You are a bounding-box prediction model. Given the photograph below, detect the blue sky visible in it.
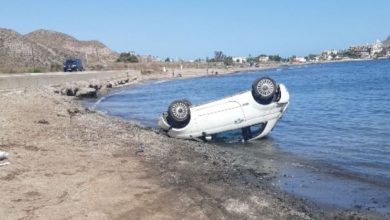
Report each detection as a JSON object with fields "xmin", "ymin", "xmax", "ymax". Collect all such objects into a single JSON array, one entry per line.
[{"xmin": 1, "ymin": 0, "xmax": 390, "ymax": 59}]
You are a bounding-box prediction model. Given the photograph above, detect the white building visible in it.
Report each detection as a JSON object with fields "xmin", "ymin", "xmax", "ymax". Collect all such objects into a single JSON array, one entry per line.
[
  {"xmin": 294, "ymin": 57, "xmax": 307, "ymax": 63},
  {"xmin": 258, "ymin": 56, "xmax": 269, "ymax": 62},
  {"xmin": 371, "ymin": 40, "xmax": 383, "ymax": 55},
  {"xmin": 232, "ymin": 57, "xmax": 247, "ymax": 63}
]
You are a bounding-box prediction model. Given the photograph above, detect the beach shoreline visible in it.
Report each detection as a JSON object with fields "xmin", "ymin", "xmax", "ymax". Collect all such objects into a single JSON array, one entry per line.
[{"xmin": 0, "ymin": 66, "xmax": 386, "ymax": 219}]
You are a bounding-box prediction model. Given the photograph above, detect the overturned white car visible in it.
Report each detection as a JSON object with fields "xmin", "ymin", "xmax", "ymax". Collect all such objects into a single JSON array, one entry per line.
[{"xmin": 158, "ymin": 77, "xmax": 289, "ymax": 141}]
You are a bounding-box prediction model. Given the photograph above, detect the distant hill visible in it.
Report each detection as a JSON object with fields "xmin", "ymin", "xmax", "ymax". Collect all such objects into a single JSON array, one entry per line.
[
  {"xmin": 383, "ymin": 35, "xmax": 390, "ymax": 46},
  {"xmin": 0, "ymin": 28, "xmax": 118, "ymax": 73}
]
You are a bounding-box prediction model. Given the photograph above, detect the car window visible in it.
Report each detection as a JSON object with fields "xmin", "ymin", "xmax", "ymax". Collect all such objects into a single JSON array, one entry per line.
[
  {"xmin": 249, "ymin": 123, "xmax": 267, "ymax": 137},
  {"xmin": 212, "ymin": 123, "xmax": 266, "ymax": 142}
]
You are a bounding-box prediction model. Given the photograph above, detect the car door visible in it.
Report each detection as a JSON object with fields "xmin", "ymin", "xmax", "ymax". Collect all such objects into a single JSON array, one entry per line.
[{"xmin": 193, "ymin": 100, "xmax": 246, "ymax": 134}]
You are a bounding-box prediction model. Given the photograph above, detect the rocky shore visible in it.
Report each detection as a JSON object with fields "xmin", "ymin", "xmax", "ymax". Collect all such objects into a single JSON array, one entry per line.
[{"xmin": 0, "ymin": 68, "xmax": 386, "ymax": 219}]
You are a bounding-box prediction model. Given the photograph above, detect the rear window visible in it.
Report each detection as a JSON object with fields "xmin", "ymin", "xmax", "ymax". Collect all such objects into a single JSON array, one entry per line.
[
  {"xmin": 65, "ymin": 59, "xmax": 81, "ymax": 65},
  {"xmin": 65, "ymin": 60, "xmax": 76, "ymax": 64}
]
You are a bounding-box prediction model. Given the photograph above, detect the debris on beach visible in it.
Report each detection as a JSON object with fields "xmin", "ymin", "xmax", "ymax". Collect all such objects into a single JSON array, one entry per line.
[
  {"xmin": 0, "ymin": 161, "xmax": 10, "ymax": 167},
  {"xmin": 135, "ymin": 144, "xmax": 145, "ymax": 155},
  {"xmin": 0, "ymin": 151, "xmax": 9, "ymax": 160},
  {"xmin": 37, "ymin": 119, "xmax": 50, "ymax": 124}
]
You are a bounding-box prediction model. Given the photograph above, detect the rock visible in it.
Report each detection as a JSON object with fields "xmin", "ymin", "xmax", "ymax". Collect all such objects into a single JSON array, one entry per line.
[
  {"xmin": 37, "ymin": 119, "xmax": 49, "ymax": 124},
  {"xmin": 89, "ymin": 81, "xmax": 102, "ymax": 90},
  {"xmin": 75, "ymin": 87, "xmax": 97, "ymax": 98},
  {"xmin": 106, "ymin": 82, "xmax": 113, "ymax": 88},
  {"xmin": 117, "ymin": 79, "xmax": 128, "ymax": 85},
  {"xmin": 61, "ymin": 86, "xmax": 78, "ymax": 96},
  {"xmin": 67, "ymin": 107, "xmax": 81, "ymax": 116}
]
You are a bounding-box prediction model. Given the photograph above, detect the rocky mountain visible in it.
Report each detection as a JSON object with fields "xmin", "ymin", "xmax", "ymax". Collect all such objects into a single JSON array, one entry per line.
[
  {"xmin": 383, "ymin": 35, "xmax": 390, "ymax": 46},
  {"xmin": 0, "ymin": 28, "xmax": 118, "ymax": 73}
]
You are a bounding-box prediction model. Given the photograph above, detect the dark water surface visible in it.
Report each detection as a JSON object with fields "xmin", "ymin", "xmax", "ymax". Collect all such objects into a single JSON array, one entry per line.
[{"xmin": 90, "ymin": 60, "xmax": 390, "ymax": 213}]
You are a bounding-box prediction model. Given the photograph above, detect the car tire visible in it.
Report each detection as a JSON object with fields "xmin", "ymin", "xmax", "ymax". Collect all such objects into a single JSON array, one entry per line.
[
  {"xmin": 167, "ymin": 100, "xmax": 191, "ymax": 128},
  {"xmin": 181, "ymin": 99, "xmax": 192, "ymax": 107},
  {"xmin": 252, "ymin": 77, "xmax": 277, "ymax": 104}
]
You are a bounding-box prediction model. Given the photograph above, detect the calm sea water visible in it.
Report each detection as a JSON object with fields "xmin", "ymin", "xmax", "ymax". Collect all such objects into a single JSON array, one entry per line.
[{"xmin": 90, "ymin": 60, "xmax": 390, "ymax": 212}]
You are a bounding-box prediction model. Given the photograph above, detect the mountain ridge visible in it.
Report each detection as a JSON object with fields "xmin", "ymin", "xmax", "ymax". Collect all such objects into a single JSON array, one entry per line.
[{"xmin": 0, "ymin": 28, "xmax": 118, "ymax": 73}]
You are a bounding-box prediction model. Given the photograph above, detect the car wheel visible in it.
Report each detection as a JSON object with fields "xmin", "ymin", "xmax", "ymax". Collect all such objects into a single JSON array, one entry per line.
[
  {"xmin": 181, "ymin": 99, "xmax": 192, "ymax": 107},
  {"xmin": 252, "ymin": 77, "xmax": 277, "ymax": 104},
  {"xmin": 167, "ymin": 100, "xmax": 191, "ymax": 128}
]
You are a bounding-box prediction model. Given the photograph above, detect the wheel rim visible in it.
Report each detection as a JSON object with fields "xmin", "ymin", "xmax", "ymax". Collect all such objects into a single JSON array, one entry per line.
[
  {"xmin": 257, "ymin": 78, "xmax": 275, "ymax": 97},
  {"xmin": 171, "ymin": 102, "xmax": 188, "ymax": 120}
]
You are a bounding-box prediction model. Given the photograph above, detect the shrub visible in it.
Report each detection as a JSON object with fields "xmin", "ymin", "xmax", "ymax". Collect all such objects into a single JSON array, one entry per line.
[
  {"xmin": 50, "ymin": 63, "xmax": 62, "ymax": 72},
  {"xmin": 31, "ymin": 67, "xmax": 44, "ymax": 73},
  {"xmin": 117, "ymin": 53, "xmax": 139, "ymax": 63}
]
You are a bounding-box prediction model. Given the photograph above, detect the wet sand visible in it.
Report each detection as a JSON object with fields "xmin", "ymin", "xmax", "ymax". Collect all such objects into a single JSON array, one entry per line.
[{"xmin": 0, "ymin": 67, "xmax": 386, "ymax": 219}]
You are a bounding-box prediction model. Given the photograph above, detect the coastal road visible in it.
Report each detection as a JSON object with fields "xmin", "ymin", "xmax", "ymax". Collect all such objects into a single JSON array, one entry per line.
[{"xmin": 0, "ymin": 70, "xmax": 136, "ymax": 90}]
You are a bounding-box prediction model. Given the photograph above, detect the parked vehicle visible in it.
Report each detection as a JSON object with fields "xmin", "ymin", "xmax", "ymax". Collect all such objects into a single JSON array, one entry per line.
[
  {"xmin": 158, "ymin": 76, "xmax": 289, "ymax": 141},
  {"xmin": 63, "ymin": 59, "xmax": 84, "ymax": 72}
]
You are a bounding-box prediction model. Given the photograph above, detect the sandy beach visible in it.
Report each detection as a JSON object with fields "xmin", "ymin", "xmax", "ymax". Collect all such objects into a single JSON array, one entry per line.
[{"xmin": 0, "ymin": 67, "xmax": 385, "ymax": 220}]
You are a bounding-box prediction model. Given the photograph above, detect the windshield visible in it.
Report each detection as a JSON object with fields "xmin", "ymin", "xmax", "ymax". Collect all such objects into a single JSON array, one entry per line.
[{"xmin": 65, "ymin": 60, "xmax": 76, "ymax": 65}]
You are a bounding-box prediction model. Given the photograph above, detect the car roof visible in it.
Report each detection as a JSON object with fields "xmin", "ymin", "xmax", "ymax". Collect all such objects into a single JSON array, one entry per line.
[{"xmin": 65, "ymin": 59, "xmax": 81, "ymax": 62}]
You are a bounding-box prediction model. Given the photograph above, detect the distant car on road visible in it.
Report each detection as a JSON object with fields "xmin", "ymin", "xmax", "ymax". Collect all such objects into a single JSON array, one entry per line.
[
  {"xmin": 158, "ymin": 76, "xmax": 289, "ymax": 142},
  {"xmin": 63, "ymin": 59, "xmax": 84, "ymax": 72}
]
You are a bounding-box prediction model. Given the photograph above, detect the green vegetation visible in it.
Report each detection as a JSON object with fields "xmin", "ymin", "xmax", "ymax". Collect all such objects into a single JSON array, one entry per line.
[
  {"xmin": 207, "ymin": 51, "xmax": 233, "ymax": 66},
  {"xmin": 27, "ymin": 68, "xmax": 44, "ymax": 73},
  {"xmin": 50, "ymin": 63, "xmax": 62, "ymax": 72},
  {"xmin": 268, "ymin": 55, "xmax": 282, "ymax": 62},
  {"xmin": 223, "ymin": 56, "xmax": 234, "ymax": 66},
  {"xmin": 117, "ymin": 53, "xmax": 139, "ymax": 63}
]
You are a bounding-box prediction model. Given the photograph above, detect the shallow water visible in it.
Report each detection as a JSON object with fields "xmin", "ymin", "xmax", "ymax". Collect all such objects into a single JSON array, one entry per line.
[{"xmin": 90, "ymin": 60, "xmax": 390, "ymax": 213}]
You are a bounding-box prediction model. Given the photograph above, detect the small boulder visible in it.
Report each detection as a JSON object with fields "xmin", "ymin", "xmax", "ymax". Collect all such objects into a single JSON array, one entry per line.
[
  {"xmin": 89, "ymin": 82, "xmax": 102, "ymax": 90},
  {"xmin": 106, "ymin": 82, "xmax": 113, "ymax": 88},
  {"xmin": 61, "ymin": 86, "xmax": 78, "ymax": 96},
  {"xmin": 37, "ymin": 119, "xmax": 49, "ymax": 124},
  {"xmin": 75, "ymin": 87, "xmax": 97, "ymax": 98}
]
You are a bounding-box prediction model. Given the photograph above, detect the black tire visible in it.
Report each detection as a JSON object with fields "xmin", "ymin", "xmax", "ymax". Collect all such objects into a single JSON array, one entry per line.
[
  {"xmin": 181, "ymin": 99, "xmax": 192, "ymax": 107},
  {"xmin": 167, "ymin": 100, "xmax": 191, "ymax": 128},
  {"xmin": 252, "ymin": 77, "xmax": 277, "ymax": 104}
]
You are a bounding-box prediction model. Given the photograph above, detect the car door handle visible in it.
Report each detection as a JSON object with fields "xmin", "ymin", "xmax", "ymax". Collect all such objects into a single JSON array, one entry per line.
[{"xmin": 234, "ymin": 118, "xmax": 244, "ymax": 124}]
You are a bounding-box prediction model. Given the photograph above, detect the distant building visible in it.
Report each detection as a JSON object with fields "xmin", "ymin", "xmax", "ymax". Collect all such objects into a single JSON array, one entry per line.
[
  {"xmin": 232, "ymin": 56, "xmax": 247, "ymax": 63},
  {"xmin": 321, "ymin": 49, "xmax": 339, "ymax": 61},
  {"xmin": 371, "ymin": 40, "xmax": 383, "ymax": 55},
  {"xmin": 293, "ymin": 57, "xmax": 307, "ymax": 63},
  {"xmin": 323, "ymin": 50, "xmax": 338, "ymax": 55},
  {"xmin": 258, "ymin": 55, "xmax": 269, "ymax": 62}
]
